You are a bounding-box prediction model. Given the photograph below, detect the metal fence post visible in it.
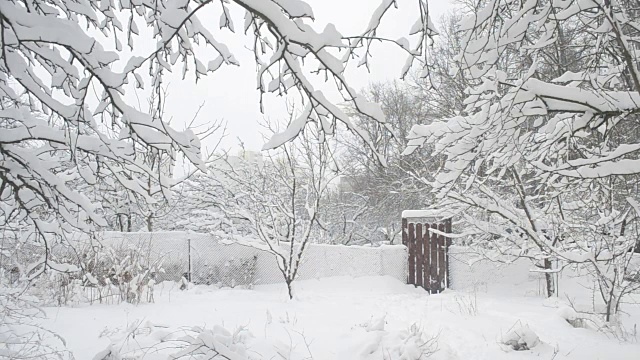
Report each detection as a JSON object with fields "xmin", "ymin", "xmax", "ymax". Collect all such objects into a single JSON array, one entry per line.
[{"xmin": 187, "ymin": 237, "xmax": 192, "ymax": 283}]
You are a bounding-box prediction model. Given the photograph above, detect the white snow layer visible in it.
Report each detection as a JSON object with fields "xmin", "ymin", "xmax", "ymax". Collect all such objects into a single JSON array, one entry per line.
[{"xmin": 41, "ymin": 275, "xmax": 640, "ymax": 359}]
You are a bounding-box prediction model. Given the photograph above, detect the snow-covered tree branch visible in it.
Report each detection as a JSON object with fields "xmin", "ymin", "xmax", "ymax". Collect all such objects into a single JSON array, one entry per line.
[
  {"xmin": 1, "ymin": 0, "xmax": 437, "ymax": 276},
  {"xmin": 403, "ymin": 0, "xmax": 640, "ymax": 317},
  {"xmin": 215, "ymin": 120, "xmax": 334, "ymax": 299}
]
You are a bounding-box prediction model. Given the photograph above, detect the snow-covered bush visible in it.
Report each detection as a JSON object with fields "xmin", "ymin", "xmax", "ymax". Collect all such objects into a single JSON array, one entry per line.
[
  {"xmin": 28, "ymin": 272, "xmax": 85, "ymax": 307},
  {"xmin": 0, "ymin": 240, "xmax": 86, "ymax": 307},
  {"xmin": 557, "ymin": 306, "xmax": 591, "ymax": 330},
  {"xmin": 83, "ymin": 241, "xmax": 163, "ymax": 304},
  {"xmin": 557, "ymin": 302, "xmax": 639, "ymax": 342},
  {"xmin": 94, "ymin": 320, "xmax": 253, "ymax": 360},
  {"xmin": 168, "ymin": 325, "xmax": 253, "ymax": 359},
  {"xmin": 22, "ymin": 241, "xmax": 163, "ymax": 306},
  {"xmin": 358, "ymin": 319, "xmax": 438, "ymax": 359},
  {"xmin": 500, "ymin": 323, "xmax": 541, "ymax": 351}
]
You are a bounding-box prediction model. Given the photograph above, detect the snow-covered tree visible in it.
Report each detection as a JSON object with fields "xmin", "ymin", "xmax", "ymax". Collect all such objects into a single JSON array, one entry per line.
[
  {"xmin": 217, "ymin": 123, "xmax": 334, "ymax": 299},
  {"xmin": 1, "ymin": 0, "xmax": 437, "ymax": 355},
  {"xmin": 317, "ymin": 82, "xmax": 440, "ymax": 245},
  {"xmin": 404, "ymin": 0, "xmax": 640, "ymax": 318},
  {"xmin": 1, "ymin": 0, "xmax": 437, "ymax": 269},
  {"xmin": 151, "ymin": 167, "xmax": 254, "ymax": 235},
  {"xmin": 409, "ymin": 12, "xmax": 468, "ymax": 126},
  {"xmin": 318, "ymin": 13, "xmax": 472, "ymax": 246}
]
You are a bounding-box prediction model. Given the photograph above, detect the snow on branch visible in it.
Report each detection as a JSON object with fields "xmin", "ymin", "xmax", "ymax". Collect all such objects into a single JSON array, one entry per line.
[
  {"xmin": 1, "ymin": 0, "xmax": 436, "ymax": 277},
  {"xmin": 402, "ymin": 0, "xmax": 640, "ymax": 303},
  {"xmin": 237, "ymin": 0, "xmax": 437, "ymax": 163}
]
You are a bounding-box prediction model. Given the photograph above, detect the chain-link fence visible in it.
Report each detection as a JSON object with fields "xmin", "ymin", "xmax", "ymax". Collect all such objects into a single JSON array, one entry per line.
[
  {"xmin": 2, "ymin": 229, "xmax": 591, "ymax": 298},
  {"xmin": 446, "ymin": 246, "xmax": 549, "ymax": 295},
  {"xmin": 0, "ymin": 228, "xmax": 554, "ymax": 295},
  {"xmin": 0, "ymin": 231, "xmax": 408, "ymax": 305},
  {"xmin": 91, "ymin": 231, "xmax": 408, "ymax": 287}
]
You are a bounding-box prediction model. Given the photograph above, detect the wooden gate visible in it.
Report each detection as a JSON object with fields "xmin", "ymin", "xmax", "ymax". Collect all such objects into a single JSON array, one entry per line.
[{"xmin": 402, "ymin": 218, "xmax": 451, "ymax": 293}]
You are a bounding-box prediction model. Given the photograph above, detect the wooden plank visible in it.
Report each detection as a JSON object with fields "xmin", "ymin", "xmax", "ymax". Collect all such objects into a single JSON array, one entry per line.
[
  {"xmin": 408, "ymin": 222, "xmax": 415, "ymax": 285},
  {"xmin": 445, "ymin": 218, "xmax": 452, "ymax": 289},
  {"xmin": 415, "ymin": 223, "xmax": 423, "ymax": 288},
  {"xmin": 402, "ymin": 218, "xmax": 408, "ymax": 246},
  {"xmin": 423, "ymin": 224, "xmax": 431, "ymax": 293},
  {"xmin": 430, "ymin": 223, "xmax": 438, "ymax": 294},
  {"xmin": 438, "ymin": 223, "xmax": 446, "ymax": 292},
  {"xmin": 402, "ymin": 218, "xmax": 408, "ymax": 284}
]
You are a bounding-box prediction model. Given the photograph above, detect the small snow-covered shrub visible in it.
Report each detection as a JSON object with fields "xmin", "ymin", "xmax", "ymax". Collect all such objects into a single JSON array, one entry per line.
[
  {"xmin": 1, "ymin": 241, "xmax": 86, "ymax": 306},
  {"xmin": 28, "ymin": 271, "xmax": 86, "ymax": 306},
  {"xmin": 194, "ymin": 255, "xmax": 257, "ymax": 288},
  {"xmin": 169, "ymin": 325, "xmax": 253, "ymax": 359},
  {"xmin": 24, "ymin": 241, "xmax": 164, "ymax": 306},
  {"xmin": 55, "ymin": 240, "xmax": 164, "ymax": 304},
  {"xmin": 500, "ymin": 323, "xmax": 540, "ymax": 351},
  {"xmin": 555, "ymin": 305, "xmax": 603, "ymax": 330},
  {"xmin": 88, "ymin": 241, "xmax": 163, "ymax": 304},
  {"xmin": 94, "ymin": 320, "xmax": 252, "ymax": 360},
  {"xmin": 357, "ymin": 320, "xmax": 438, "ymax": 359},
  {"xmin": 398, "ymin": 323, "xmax": 439, "ymax": 359},
  {"xmin": 557, "ymin": 306, "xmax": 587, "ymax": 329},
  {"xmin": 453, "ymin": 292, "xmax": 478, "ymax": 316},
  {"xmin": 557, "ymin": 301, "xmax": 639, "ymax": 341}
]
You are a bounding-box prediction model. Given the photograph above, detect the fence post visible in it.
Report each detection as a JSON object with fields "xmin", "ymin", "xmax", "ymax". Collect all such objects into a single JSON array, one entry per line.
[
  {"xmin": 408, "ymin": 222, "xmax": 415, "ymax": 285},
  {"xmin": 402, "ymin": 218, "xmax": 408, "ymax": 246},
  {"xmin": 415, "ymin": 223, "xmax": 423, "ymax": 287},
  {"xmin": 423, "ymin": 224, "xmax": 431, "ymax": 292},
  {"xmin": 187, "ymin": 237, "xmax": 192, "ymax": 283},
  {"xmin": 402, "ymin": 218, "xmax": 408, "ymax": 284},
  {"xmin": 438, "ymin": 223, "xmax": 446, "ymax": 292},
  {"xmin": 430, "ymin": 223, "xmax": 438, "ymax": 293}
]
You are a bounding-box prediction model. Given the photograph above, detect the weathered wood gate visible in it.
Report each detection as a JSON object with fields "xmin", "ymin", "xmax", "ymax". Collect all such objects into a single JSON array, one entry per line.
[{"xmin": 402, "ymin": 218, "xmax": 451, "ymax": 293}]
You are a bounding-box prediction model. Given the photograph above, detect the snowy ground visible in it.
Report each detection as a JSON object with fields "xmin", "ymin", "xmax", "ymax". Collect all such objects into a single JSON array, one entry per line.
[{"xmin": 42, "ymin": 276, "xmax": 640, "ymax": 360}]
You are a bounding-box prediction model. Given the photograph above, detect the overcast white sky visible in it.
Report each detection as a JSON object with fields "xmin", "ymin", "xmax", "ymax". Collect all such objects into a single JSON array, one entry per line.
[{"xmin": 155, "ymin": 0, "xmax": 455, "ymax": 156}]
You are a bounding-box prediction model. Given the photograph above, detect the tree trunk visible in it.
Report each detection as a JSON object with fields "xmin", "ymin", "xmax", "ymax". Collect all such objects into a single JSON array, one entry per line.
[
  {"xmin": 286, "ymin": 279, "xmax": 293, "ymax": 300},
  {"xmin": 605, "ymin": 268, "xmax": 620, "ymax": 323},
  {"xmin": 117, "ymin": 214, "xmax": 124, "ymax": 232}
]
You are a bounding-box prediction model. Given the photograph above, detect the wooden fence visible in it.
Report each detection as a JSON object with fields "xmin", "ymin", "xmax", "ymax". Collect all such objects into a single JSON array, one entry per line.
[{"xmin": 402, "ymin": 218, "xmax": 451, "ymax": 293}]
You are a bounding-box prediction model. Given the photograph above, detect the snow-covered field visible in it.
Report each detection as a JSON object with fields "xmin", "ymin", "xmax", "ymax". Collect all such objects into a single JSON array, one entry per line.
[{"xmin": 42, "ymin": 276, "xmax": 640, "ymax": 359}]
